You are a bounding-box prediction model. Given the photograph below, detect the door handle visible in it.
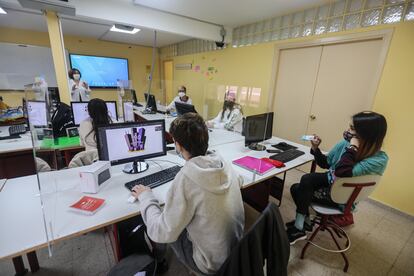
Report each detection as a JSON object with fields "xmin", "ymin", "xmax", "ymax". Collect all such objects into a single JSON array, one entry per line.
[{"xmin": 309, "ymin": 114, "xmax": 316, "ymax": 120}]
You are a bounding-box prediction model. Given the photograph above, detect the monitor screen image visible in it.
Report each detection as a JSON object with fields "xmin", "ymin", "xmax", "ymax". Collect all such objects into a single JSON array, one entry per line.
[
  {"xmin": 71, "ymin": 101, "xmax": 118, "ymax": 125},
  {"xmin": 26, "ymin": 101, "xmax": 47, "ymax": 127},
  {"xmin": 69, "ymin": 54, "xmax": 129, "ymax": 88},
  {"xmin": 243, "ymin": 112, "xmax": 274, "ymax": 145},
  {"xmin": 97, "ymin": 120, "xmax": 166, "ymax": 165}
]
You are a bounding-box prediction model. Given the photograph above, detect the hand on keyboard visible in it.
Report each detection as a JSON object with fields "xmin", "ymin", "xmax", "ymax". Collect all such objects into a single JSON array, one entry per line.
[{"xmin": 131, "ymin": 184, "xmax": 151, "ymax": 199}]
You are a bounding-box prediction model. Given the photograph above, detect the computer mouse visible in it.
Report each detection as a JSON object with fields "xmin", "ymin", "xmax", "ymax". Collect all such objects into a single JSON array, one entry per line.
[{"xmin": 127, "ymin": 195, "xmax": 137, "ymax": 203}]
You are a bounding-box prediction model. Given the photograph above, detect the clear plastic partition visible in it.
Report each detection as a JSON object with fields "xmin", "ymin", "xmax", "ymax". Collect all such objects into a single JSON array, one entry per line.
[
  {"xmin": 200, "ymin": 82, "xmax": 273, "ymax": 183},
  {"xmin": 23, "ymin": 77, "xmax": 57, "ymax": 257}
]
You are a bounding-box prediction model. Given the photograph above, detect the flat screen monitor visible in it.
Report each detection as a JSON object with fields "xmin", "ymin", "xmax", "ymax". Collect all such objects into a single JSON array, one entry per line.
[
  {"xmin": 96, "ymin": 120, "xmax": 166, "ymax": 165},
  {"xmin": 71, "ymin": 101, "xmax": 118, "ymax": 125},
  {"xmin": 123, "ymin": 101, "xmax": 135, "ymax": 122},
  {"xmin": 26, "ymin": 100, "xmax": 48, "ymax": 127},
  {"xmin": 175, "ymin": 102, "xmax": 197, "ymax": 116},
  {"xmin": 144, "ymin": 93, "xmax": 157, "ymax": 112},
  {"xmin": 243, "ymin": 112, "xmax": 274, "ymax": 146},
  {"xmin": 69, "ymin": 54, "xmax": 129, "ymax": 88}
]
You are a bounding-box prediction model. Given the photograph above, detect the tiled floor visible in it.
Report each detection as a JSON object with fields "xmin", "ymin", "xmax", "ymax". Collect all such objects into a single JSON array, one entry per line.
[{"xmin": 0, "ymin": 168, "xmax": 413, "ymax": 276}]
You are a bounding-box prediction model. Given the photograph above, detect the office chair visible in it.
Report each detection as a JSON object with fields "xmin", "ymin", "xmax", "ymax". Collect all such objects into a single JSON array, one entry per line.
[
  {"xmin": 300, "ymin": 175, "xmax": 382, "ymax": 272},
  {"xmin": 68, "ymin": 149, "xmax": 98, "ymax": 168}
]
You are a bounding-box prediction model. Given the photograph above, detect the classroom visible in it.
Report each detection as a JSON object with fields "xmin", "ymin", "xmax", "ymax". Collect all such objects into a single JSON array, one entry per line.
[{"xmin": 0, "ymin": 0, "xmax": 413, "ymax": 275}]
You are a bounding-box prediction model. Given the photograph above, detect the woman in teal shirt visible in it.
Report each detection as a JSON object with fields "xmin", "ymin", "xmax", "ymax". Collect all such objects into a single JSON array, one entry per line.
[{"xmin": 287, "ymin": 111, "xmax": 388, "ymax": 245}]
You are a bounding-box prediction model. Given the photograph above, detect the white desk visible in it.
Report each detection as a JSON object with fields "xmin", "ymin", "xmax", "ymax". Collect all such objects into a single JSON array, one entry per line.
[
  {"xmin": 211, "ymin": 138, "xmax": 314, "ymax": 189},
  {"xmin": 0, "ymin": 133, "xmax": 33, "ymax": 154},
  {"xmin": 0, "ymin": 133, "xmax": 314, "ymax": 264}
]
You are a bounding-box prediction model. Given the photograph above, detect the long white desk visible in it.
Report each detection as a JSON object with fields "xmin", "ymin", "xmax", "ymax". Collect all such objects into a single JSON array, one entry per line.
[
  {"xmin": 0, "ymin": 132, "xmax": 33, "ymax": 154},
  {"xmin": 0, "ymin": 131, "xmax": 314, "ymax": 266}
]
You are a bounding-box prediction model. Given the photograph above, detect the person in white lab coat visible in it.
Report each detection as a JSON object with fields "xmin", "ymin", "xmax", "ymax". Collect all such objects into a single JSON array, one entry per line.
[
  {"xmin": 68, "ymin": 68, "xmax": 91, "ymax": 102},
  {"xmin": 207, "ymin": 92, "xmax": 243, "ymax": 132},
  {"xmin": 166, "ymin": 86, "xmax": 192, "ymax": 111},
  {"xmin": 32, "ymin": 77, "xmax": 48, "ymax": 101}
]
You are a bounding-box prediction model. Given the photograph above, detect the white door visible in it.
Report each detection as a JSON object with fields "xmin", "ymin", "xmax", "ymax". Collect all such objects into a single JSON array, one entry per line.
[
  {"xmin": 307, "ymin": 39, "xmax": 384, "ymax": 151},
  {"xmin": 272, "ymin": 46, "xmax": 322, "ymax": 145}
]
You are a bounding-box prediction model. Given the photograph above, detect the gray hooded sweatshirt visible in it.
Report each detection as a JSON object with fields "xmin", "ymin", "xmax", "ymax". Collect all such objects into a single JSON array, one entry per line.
[{"xmin": 138, "ymin": 153, "xmax": 245, "ymax": 274}]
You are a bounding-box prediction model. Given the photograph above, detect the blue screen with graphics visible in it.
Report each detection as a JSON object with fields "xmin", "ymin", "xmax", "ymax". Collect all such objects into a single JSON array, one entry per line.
[{"xmin": 69, "ymin": 54, "xmax": 129, "ymax": 88}]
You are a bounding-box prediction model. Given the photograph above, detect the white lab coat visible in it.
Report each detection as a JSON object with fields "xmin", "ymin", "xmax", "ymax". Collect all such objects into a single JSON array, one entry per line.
[
  {"xmin": 167, "ymin": 96, "xmax": 192, "ymax": 110},
  {"xmin": 208, "ymin": 107, "xmax": 243, "ymax": 133},
  {"xmin": 69, "ymin": 79, "xmax": 91, "ymax": 102}
]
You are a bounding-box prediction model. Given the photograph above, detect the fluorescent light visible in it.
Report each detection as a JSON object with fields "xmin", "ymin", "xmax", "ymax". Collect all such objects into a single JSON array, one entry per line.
[
  {"xmin": 0, "ymin": 7, "xmax": 7, "ymax": 14},
  {"xmin": 110, "ymin": 25, "xmax": 140, "ymax": 34}
]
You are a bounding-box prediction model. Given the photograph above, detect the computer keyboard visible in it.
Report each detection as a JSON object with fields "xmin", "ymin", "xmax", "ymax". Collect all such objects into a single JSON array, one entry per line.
[
  {"xmin": 9, "ymin": 124, "xmax": 26, "ymax": 135},
  {"xmin": 125, "ymin": 165, "xmax": 182, "ymax": 190},
  {"xmin": 270, "ymin": 149, "xmax": 305, "ymax": 163}
]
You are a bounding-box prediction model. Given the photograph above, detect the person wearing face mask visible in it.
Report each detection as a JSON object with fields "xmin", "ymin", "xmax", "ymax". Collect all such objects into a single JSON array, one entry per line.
[
  {"xmin": 68, "ymin": 68, "xmax": 91, "ymax": 102},
  {"xmin": 286, "ymin": 111, "xmax": 389, "ymax": 245},
  {"xmin": 206, "ymin": 92, "xmax": 243, "ymax": 132},
  {"xmin": 130, "ymin": 113, "xmax": 245, "ymax": 275},
  {"xmin": 166, "ymin": 86, "xmax": 192, "ymax": 111}
]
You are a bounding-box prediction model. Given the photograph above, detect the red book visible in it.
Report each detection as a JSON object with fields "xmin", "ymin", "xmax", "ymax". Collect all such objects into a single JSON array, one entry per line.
[{"xmin": 70, "ymin": 196, "xmax": 105, "ymax": 215}]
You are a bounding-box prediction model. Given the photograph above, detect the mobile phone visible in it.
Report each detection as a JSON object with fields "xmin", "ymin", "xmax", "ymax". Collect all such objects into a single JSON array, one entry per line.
[{"xmin": 301, "ymin": 135, "xmax": 315, "ymax": 141}]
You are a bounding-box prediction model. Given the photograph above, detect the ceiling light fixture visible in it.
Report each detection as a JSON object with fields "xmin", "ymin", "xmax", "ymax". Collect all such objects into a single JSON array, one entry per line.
[
  {"xmin": 0, "ymin": 7, "xmax": 7, "ymax": 14},
  {"xmin": 110, "ymin": 24, "xmax": 140, "ymax": 34}
]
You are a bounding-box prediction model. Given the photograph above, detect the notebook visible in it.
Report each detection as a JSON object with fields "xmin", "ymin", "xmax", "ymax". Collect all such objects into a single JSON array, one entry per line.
[
  {"xmin": 70, "ymin": 196, "xmax": 105, "ymax": 215},
  {"xmin": 232, "ymin": 156, "xmax": 275, "ymax": 175}
]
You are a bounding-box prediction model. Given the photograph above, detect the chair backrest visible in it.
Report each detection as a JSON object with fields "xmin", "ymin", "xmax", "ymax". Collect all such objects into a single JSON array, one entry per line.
[
  {"xmin": 68, "ymin": 149, "xmax": 98, "ymax": 168},
  {"xmin": 331, "ymin": 175, "xmax": 381, "ymax": 209},
  {"xmin": 35, "ymin": 157, "xmax": 51, "ymax": 172},
  {"xmin": 215, "ymin": 202, "xmax": 289, "ymax": 276}
]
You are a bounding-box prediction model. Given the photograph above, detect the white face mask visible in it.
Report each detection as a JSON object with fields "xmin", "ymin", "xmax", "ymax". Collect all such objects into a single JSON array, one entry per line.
[
  {"xmin": 178, "ymin": 92, "xmax": 185, "ymax": 98},
  {"xmin": 73, "ymin": 74, "xmax": 80, "ymax": 80}
]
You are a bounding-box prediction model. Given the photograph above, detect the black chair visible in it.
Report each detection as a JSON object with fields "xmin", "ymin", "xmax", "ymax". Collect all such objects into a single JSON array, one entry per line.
[{"xmin": 215, "ymin": 202, "xmax": 290, "ymax": 276}]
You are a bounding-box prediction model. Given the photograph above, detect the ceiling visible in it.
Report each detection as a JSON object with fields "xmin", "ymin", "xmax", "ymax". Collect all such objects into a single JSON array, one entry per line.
[
  {"xmin": 0, "ymin": 6, "xmax": 191, "ymax": 47},
  {"xmin": 0, "ymin": 0, "xmax": 332, "ymax": 46},
  {"xmin": 133, "ymin": 0, "xmax": 331, "ymax": 27}
]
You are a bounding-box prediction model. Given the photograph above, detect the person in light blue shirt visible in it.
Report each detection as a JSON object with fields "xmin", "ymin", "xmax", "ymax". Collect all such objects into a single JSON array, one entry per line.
[{"xmin": 286, "ymin": 111, "xmax": 388, "ymax": 245}]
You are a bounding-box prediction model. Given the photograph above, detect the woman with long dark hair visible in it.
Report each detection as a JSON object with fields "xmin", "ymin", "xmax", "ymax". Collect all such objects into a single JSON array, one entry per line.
[
  {"xmin": 206, "ymin": 92, "xmax": 243, "ymax": 132},
  {"xmin": 286, "ymin": 111, "xmax": 388, "ymax": 244},
  {"xmin": 79, "ymin": 98, "xmax": 111, "ymax": 150}
]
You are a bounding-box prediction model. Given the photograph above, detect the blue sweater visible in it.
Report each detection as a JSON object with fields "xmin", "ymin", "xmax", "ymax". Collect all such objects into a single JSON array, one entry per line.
[{"xmin": 327, "ymin": 140, "xmax": 388, "ymax": 177}]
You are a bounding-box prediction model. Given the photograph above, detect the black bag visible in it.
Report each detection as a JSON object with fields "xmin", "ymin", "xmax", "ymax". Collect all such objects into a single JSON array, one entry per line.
[
  {"xmin": 51, "ymin": 102, "xmax": 75, "ymax": 137},
  {"xmin": 109, "ymin": 215, "xmax": 157, "ymax": 276}
]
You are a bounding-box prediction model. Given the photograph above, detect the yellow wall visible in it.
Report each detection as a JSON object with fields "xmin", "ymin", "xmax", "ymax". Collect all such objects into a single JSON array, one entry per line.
[
  {"xmin": 0, "ymin": 26, "xmax": 161, "ymax": 106},
  {"xmin": 165, "ymin": 22, "xmax": 414, "ymax": 215}
]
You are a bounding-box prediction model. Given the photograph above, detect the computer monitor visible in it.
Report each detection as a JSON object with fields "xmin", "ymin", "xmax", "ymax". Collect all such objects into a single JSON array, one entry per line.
[
  {"xmin": 175, "ymin": 102, "xmax": 197, "ymax": 116},
  {"xmin": 243, "ymin": 112, "xmax": 274, "ymax": 151},
  {"xmin": 144, "ymin": 93, "xmax": 157, "ymax": 113},
  {"xmin": 26, "ymin": 100, "xmax": 48, "ymax": 127},
  {"xmin": 96, "ymin": 120, "xmax": 166, "ymax": 173},
  {"xmin": 71, "ymin": 101, "xmax": 118, "ymax": 125}
]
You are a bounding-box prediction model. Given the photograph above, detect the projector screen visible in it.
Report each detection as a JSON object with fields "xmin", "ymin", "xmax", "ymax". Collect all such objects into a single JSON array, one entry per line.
[{"xmin": 69, "ymin": 54, "xmax": 129, "ymax": 88}]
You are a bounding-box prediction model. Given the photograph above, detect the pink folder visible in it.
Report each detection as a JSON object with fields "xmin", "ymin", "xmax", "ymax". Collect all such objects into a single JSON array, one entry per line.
[{"xmin": 232, "ymin": 156, "xmax": 275, "ymax": 175}]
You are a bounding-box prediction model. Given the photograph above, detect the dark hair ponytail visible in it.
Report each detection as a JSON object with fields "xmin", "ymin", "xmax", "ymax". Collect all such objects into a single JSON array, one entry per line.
[{"xmin": 86, "ymin": 98, "xmax": 111, "ymax": 142}]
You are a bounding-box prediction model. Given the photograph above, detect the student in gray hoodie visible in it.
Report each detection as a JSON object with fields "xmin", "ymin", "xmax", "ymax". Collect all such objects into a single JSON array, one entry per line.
[{"xmin": 131, "ymin": 113, "xmax": 245, "ymax": 275}]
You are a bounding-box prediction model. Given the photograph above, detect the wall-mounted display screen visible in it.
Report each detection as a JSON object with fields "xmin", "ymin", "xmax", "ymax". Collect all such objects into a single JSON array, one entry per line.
[{"xmin": 69, "ymin": 54, "xmax": 129, "ymax": 88}]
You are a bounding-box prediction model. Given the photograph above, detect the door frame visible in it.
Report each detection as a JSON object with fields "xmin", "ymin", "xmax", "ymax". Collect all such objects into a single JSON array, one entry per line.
[
  {"xmin": 268, "ymin": 28, "xmax": 393, "ymax": 111},
  {"xmin": 162, "ymin": 59, "xmax": 174, "ymax": 104}
]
